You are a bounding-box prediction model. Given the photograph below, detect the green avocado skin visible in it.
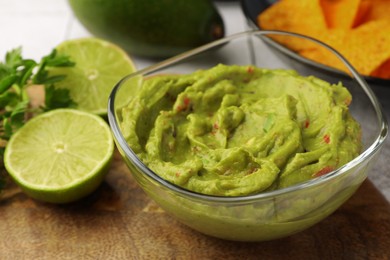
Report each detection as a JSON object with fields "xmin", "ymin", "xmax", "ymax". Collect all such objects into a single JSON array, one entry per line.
[{"xmin": 68, "ymin": 0, "xmax": 225, "ymax": 58}]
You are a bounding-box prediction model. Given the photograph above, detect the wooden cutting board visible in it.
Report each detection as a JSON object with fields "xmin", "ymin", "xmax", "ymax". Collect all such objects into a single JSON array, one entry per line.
[
  {"xmin": 1, "ymin": 149, "xmax": 390, "ymax": 259},
  {"xmin": 1, "ymin": 86, "xmax": 390, "ymax": 259}
]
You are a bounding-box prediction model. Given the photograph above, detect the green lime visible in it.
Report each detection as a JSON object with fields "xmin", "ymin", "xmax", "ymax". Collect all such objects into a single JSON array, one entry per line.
[
  {"xmin": 4, "ymin": 109, "xmax": 114, "ymax": 204},
  {"xmin": 49, "ymin": 37, "xmax": 137, "ymax": 116}
]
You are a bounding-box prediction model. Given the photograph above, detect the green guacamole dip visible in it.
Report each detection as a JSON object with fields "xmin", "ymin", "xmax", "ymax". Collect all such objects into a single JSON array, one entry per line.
[{"xmin": 121, "ymin": 64, "xmax": 361, "ymax": 196}]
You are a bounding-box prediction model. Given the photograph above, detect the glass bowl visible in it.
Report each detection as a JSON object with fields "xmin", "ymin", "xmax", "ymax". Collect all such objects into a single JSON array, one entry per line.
[{"xmin": 107, "ymin": 30, "xmax": 388, "ymax": 241}]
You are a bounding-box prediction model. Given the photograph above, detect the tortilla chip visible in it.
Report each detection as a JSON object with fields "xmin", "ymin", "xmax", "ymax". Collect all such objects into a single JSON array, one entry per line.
[
  {"xmin": 339, "ymin": 20, "xmax": 390, "ymax": 76},
  {"xmin": 299, "ymin": 21, "xmax": 390, "ymax": 77},
  {"xmin": 320, "ymin": 0, "xmax": 362, "ymax": 29},
  {"xmin": 258, "ymin": 0, "xmax": 327, "ymax": 51},
  {"xmin": 362, "ymin": 0, "xmax": 390, "ymax": 23},
  {"xmin": 258, "ymin": 0, "xmax": 327, "ymax": 32},
  {"xmin": 299, "ymin": 48, "xmax": 344, "ymax": 72},
  {"xmin": 257, "ymin": 0, "xmax": 390, "ymax": 79},
  {"xmin": 352, "ymin": 0, "xmax": 372, "ymax": 27},
  {"xmin": 298, "ymin": 29, "xmax": 348, "ymax": 72},
  {"xmin": 371, "ymin": 59, "xmax": 390, "ymax": 79}
]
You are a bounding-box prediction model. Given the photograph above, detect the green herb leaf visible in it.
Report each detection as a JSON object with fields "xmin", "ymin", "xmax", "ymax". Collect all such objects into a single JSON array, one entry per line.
[
  {"xmin": 0, "ymin": 46, "xmax": 77, "ymax": 192},
  {"xmin": 0, "ymin": 91, "xmax": 19, "ymax": 108},
  {"xmin": 43, "ymin": 49, "xmax": 75, "ymax": 67},
  {"xmin": 18, "ymin": 59, "xmax": 37, "ymax": 87},
  {"xmin": 0, "ymin": 74, "xmax": 18, "ymax": 94},
  {"xmin": 43, "ymin": 85, "xmax": 77, "ymax": 111},
  {"xmin": 32, "ymin": 49, "xmax": 75, "ymax": 85},
  {"xmin": 5, "ymin": 47, "xmax": 22, "ymax": 68}
]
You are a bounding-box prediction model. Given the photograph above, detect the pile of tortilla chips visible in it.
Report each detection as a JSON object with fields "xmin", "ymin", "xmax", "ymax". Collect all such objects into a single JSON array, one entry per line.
[{"xmin": 258, "ymin": 0, "xmax": 390, "ymax": 79}]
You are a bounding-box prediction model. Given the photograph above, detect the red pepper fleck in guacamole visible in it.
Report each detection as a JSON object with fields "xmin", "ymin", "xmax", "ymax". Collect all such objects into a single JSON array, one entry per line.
[{"xmin": 120, "ymin": 64, "xmax": 362, "ymax": 196}]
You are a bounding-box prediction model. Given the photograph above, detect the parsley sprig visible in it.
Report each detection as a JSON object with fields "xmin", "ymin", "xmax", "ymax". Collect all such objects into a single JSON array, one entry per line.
[{"xmin": 0, "ymin": 47, "xmax": 77, "ymax": 186}]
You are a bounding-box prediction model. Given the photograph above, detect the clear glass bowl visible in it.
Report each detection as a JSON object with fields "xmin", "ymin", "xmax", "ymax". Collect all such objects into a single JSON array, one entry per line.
[{"xmin": 108, "ymin": 30, "xmax": 388, "ymax": 241}]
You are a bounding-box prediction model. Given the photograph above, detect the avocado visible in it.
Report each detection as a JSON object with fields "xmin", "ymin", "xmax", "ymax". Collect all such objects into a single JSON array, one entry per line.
[{"xmin": 68, "ymin": 0, "xmax": 225, "ymax": 58}]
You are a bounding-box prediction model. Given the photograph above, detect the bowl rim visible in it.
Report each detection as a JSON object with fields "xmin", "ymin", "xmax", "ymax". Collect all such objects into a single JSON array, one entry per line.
[
  {"xmin": 108, "ymin": 30, "xmax": 388, "ymax": 203},
  {"xmin": 239, "ymin": 0, "xmax": 390, "ymax": 86}
]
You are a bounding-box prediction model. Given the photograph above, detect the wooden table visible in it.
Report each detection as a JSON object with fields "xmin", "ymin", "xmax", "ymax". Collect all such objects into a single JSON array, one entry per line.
[{"xmin": 1, "ymin": 150, "xmax": 390, "ymax": 259}]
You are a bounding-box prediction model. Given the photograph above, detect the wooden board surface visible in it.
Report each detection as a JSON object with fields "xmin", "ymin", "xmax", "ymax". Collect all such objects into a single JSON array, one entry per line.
[{"xmin": 1, "ymin": 150, "xmax": 390, "ymax": 259}]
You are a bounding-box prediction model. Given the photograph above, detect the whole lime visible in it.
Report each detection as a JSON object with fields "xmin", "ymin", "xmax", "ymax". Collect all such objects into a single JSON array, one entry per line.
[{"xmin": 68, "ymin": 0, "xmax": 225, "ymax": 58}]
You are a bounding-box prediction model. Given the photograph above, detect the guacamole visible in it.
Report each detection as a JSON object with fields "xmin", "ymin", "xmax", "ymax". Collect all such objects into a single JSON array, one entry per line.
[{"xmin": 121, "ymin": 64, "xmax": 361, "ymax": 196}]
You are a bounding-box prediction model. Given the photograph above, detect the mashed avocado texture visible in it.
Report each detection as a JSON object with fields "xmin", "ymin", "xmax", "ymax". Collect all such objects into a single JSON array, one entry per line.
[{"xmin": 121, "ymin": 64, "xmax": 361, "ymax": 196}]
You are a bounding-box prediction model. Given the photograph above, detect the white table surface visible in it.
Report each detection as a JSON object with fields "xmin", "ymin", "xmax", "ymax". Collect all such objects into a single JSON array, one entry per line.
[{"xmin": 1, "ymin": 0, "xmax": 389, "ymax": 201}]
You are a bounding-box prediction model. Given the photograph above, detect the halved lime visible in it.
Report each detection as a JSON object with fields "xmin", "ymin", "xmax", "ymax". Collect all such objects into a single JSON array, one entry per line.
[
  {"xmin": 48, "ymin": 37, "xmax": 137, "ymax": 116},
  {"xmin": 4, "ymin": 109, "xmax": 114, "ymax": 204}
]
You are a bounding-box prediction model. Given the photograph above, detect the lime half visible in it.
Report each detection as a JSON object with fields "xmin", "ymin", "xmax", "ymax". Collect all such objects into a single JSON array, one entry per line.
[
  {"xmin": 4, "ymin": 109, "xmax": 114, "ymax": 203},
  {"xmin": 49, "ymin": 37, "xmax": 137, "ymax": 116}
]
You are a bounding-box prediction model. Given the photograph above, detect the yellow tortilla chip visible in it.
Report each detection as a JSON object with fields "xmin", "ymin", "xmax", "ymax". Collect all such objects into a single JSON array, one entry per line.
[
  {"xmin": 320, "ymin": 0, "xmax": 361, "ymax": 29},
  {"xmin": 258, "ymin": 0, "xmax": 327, "ymax": 51},
  {"xmin": 371, "ymin": 59, "xmax": 390, "ymax": 79},
  {"xmin": 257, "ymin": 0, "xmax": 390, "ymax": 79},
  {"xmin": 362, "ymin": 0, "xmax": 390, "ymax": 23},
  {"xmin": 299, "ymin": 48, "xmax": 342, "ymax": 71},
  {"xmin": 353, "ymin": 0, "xmax": 372, "ymax": 27},
  {"xmin": 298, "ymin": 29, "xmax": 348, "ymax": 72},
  {"xmin": 339, "ymin": 20, "xmax": 390, "ymax": 76},
  {"xmin": 308, "ymin": 20, "xmax": 390, "ymax": 76}
]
